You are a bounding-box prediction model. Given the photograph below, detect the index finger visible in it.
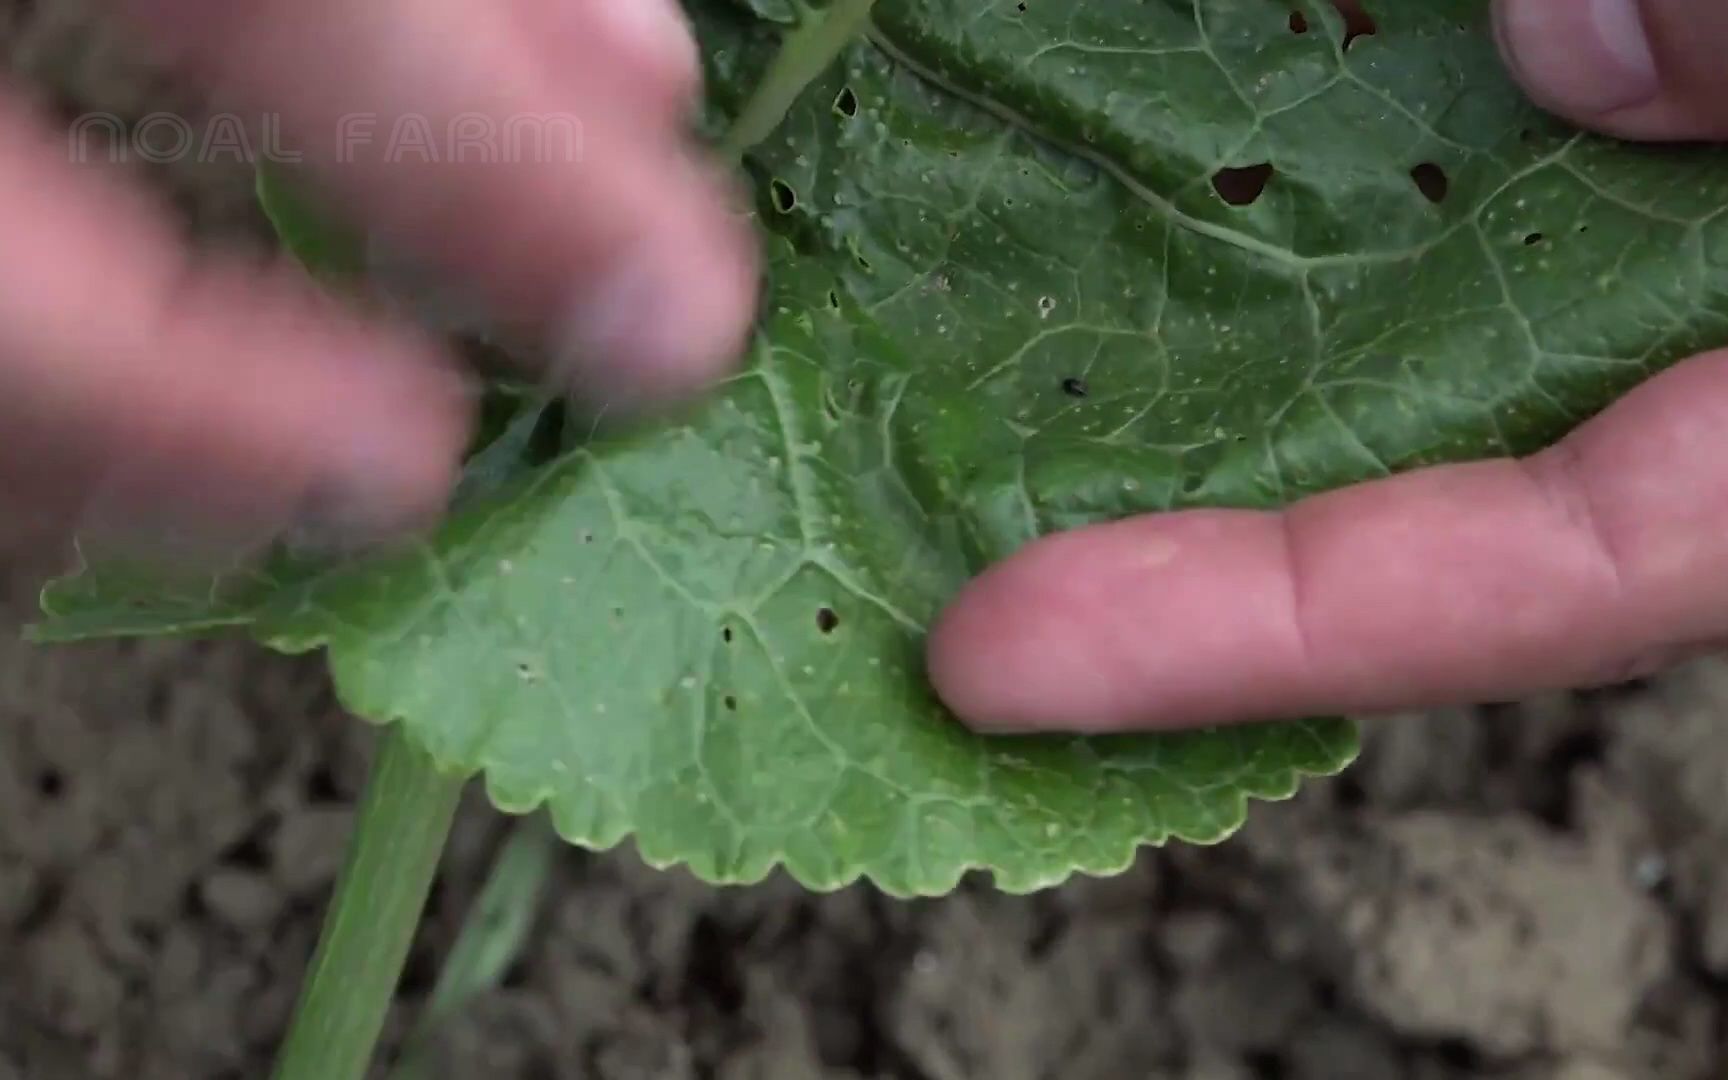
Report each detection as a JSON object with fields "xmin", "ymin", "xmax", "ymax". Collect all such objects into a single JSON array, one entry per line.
[
  {"xmin": 121, "ymin": 0, "xmax": 760, "ymax": 403},
  {"xmin": 928, "ymin": 351, "xmax": 1728, "ymax": 733}
]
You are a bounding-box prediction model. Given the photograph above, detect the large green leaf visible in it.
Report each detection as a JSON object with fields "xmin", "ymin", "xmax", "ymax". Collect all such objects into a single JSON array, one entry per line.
[{"xmin": 38, "ymin": 0, "xmax": 1728, "ymax": 894}]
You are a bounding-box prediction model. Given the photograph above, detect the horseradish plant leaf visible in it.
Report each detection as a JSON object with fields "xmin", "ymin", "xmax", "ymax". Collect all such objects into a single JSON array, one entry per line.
[{"xmin": 39, "ymin": 0, "xmax": 1728, "ymax": 895}]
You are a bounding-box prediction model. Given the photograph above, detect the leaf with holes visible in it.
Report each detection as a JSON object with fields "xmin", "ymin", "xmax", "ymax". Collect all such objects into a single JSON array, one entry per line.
[{"xmin": 37, "ymin": 0, "xmax": 1728, "ymax": 895}]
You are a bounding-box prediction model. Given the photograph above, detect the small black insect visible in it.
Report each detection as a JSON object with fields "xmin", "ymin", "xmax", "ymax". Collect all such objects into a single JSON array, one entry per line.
[{"xmin": 1061, "ymin": 377, "xmax": 1089, "ymax": 398}]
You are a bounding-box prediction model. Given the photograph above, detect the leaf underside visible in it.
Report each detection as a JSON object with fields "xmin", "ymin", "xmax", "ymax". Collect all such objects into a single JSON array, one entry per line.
[{"xmin": 38, "ymin": 0, "xmax": 1728, "ymax": 895}]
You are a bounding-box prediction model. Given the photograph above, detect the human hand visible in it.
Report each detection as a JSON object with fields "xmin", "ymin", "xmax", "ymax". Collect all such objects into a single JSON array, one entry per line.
[
  {"xmin": 0, "ymin": 0, "xmax": 757, "ymax": 560},
  {"xmin": 928, "ymin": 0, "xmax": 1728, "ymax": 733}
]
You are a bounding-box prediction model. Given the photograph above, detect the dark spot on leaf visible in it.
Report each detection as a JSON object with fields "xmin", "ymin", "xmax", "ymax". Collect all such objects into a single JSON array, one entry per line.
[
  {"xmin": 723, "ymin": 695, "xmax": 738, "ymax": 712},
  {"xmin": 1338, "ymin": 2, "xmax": 1377, "ymax": 49},
  {"xmin": 834, "ymin": 86, "xmax": 859, "ymax": 118},
  {"xmin": 35, "ymin": 768, "xmax": 64, "ymax": 799},
  {"xmin": 1288, "ymin": 9, "xmax": 1309, "ymax": 33},
  {"xmin": 722, "ymin": 625, "xmax": 734, "ymax": 643},
  {"xmin": 1016, "ymin": 1, "xmax": 1027, "ymax": 11},
  {"xmin": 1410, "ymin": 162, "xmax": 1448, "ymax": 203},
  {"xmin": 817, "ymin": 607, "xmax": 840, "ymax": 634},
  {"xmin": 1524, "ymin": 232, "xmax": 1545, "ymax": 246},
  {"xmin": 1062, "ymin": 377, "xmax": 1089, "ymax": 398},
  {"xmin": 1212, "ymin": 163, "xmax": 1274, "ymax": 206},
  {"xmin": 581, "ymin": 531, "xmax": 594, "ymax": 543},
  {"xmin": 770, "ymin": 179, "xmax": 797, "ymax": 214},
  {"xmin": 826, "ymin": 290, "xmax": 841, "ymax": 310}
]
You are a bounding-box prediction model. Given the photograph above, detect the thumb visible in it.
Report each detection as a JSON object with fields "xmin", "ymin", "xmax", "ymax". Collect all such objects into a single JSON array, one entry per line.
[{"xmin": 1494, "ymin": 0, "xmax": 1728, "ymax": 140}]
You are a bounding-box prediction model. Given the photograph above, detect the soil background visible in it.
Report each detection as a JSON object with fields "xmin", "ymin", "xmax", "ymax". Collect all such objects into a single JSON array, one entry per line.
[{"xmin": 2, "ymin": 4, "xmax": 1726, "ymax": 1078}]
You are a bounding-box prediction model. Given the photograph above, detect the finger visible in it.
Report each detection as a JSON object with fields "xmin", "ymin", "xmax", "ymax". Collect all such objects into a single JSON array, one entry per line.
[
  {"xmin": 928, "ymin": 350, "xmax": 1728, "ymax": 733},
  {"xmin": 0, "ymin": 91, "xmax": 468, "ymax": 561},
  {"xmin": 522, "ymin": 0, "xmax": 703, "ymax": 118},
  {"xmin": 1492, "ymin": 0, "xmax": 1728, "ymax": 140},
  {"xmin": 120, "ymin": 0, "xmax": 760, "ymax": 405}
]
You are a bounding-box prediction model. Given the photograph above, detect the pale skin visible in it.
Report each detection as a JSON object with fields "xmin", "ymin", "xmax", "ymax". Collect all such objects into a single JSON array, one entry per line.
[{"xmin": 6, "ymin": 0, "xmax": 1724, "ymax": 734}]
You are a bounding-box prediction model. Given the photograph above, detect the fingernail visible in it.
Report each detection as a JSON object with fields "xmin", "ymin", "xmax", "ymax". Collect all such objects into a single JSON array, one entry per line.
[
  {"xmin": 1497, "ymin": 0, "xmax": 1659, "ymax": 115},
  {"xmin": 557, "ymin": 234, "xmax": 750, "ymax": 404},
  {"xmin": 589, "ymin": 0, "xmax": 700, "ymax": 84}
]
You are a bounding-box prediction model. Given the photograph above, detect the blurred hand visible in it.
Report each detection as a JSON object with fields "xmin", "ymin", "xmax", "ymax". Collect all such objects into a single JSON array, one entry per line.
[
  {"xmin": 930, "ymin": 0, "xmax": 1728, "ymax": 733},
  {"xmin": 0, "ymin": 0, "xmax": 758, "ymax": 560}
]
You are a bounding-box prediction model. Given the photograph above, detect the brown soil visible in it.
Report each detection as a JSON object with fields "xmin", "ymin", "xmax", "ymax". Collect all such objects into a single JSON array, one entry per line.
[{"xmin": 1, "ymin": 6, "xmax": 1726, "ymax": 1078}]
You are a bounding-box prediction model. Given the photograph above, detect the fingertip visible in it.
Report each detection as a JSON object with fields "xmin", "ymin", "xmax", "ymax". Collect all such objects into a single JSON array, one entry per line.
[
  {"xmin": 0, "ymin": 92, "xmax": 475, "ymax": 575},
  {"xmin": 1494, "ymin": 0, "xmax": 1658, "ymax": 119},
  {"xmin": 926, "ymin": 583, "xmax": 1038, "ymax": 734},
  {"xmin": 576, "ymin": 0, "xmax": 702, "ymax": 111},
  {"xmin": 285, "ymin": 338, "xmax": 475, "ymax": 552},
  {"xmin": 553, "ymin": 165, "xmax": 762, "ymax": 406},
  {"xmin": 929, "ymin": 511, "xmax": 1337, "ymax": 735},
  {"xmin": 97, "ymin": 267, "xmax": 476, "ymax": 565},
  {"xmin": 1494, "ymin": 0, "xmax": 1728, "ymax": 140},
  {"xmin": 926, "ymin": 531, "xmax": 1134, "ymax": 735}
]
